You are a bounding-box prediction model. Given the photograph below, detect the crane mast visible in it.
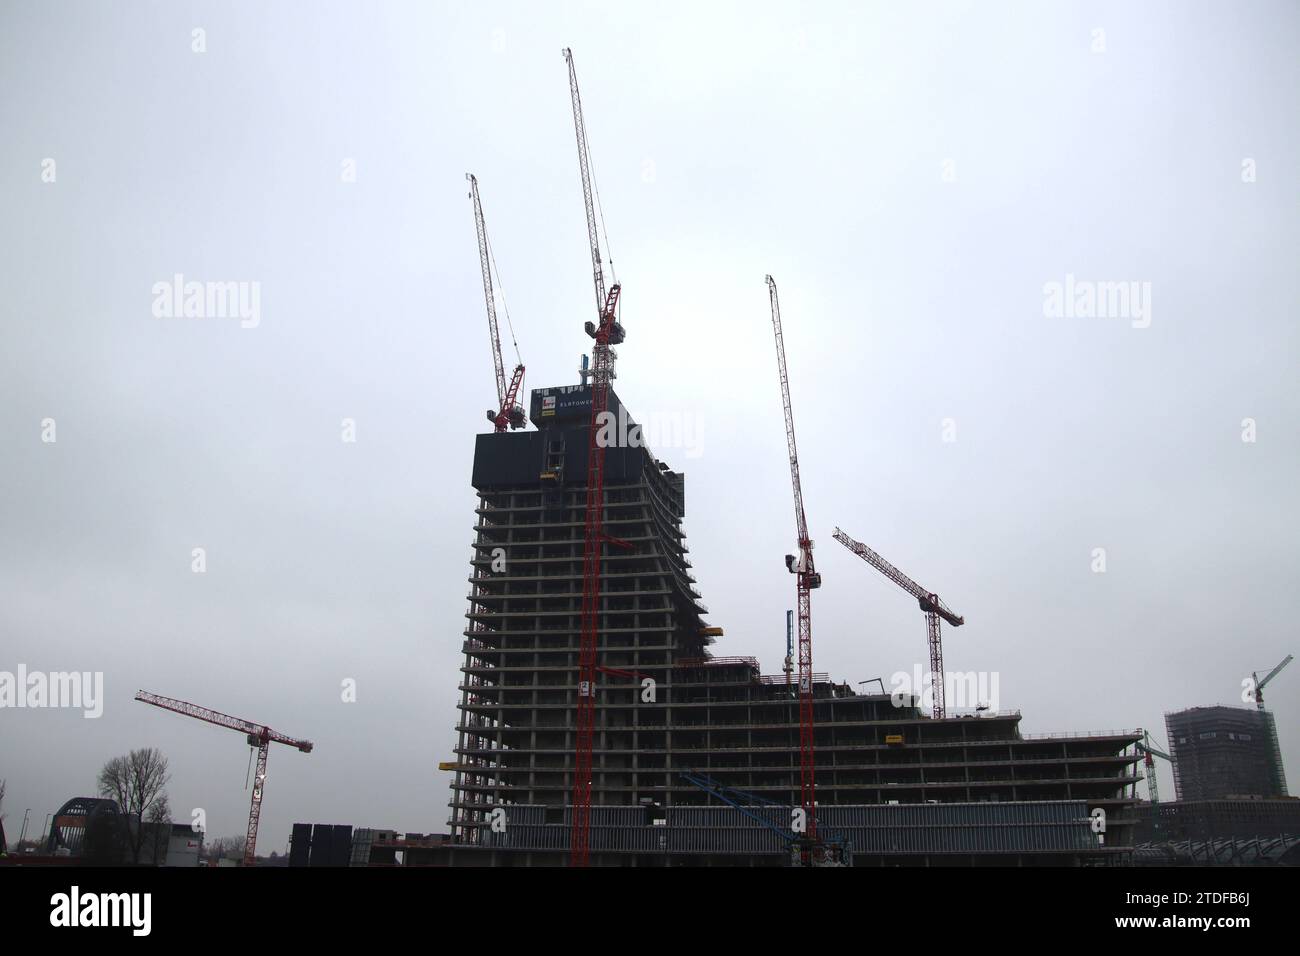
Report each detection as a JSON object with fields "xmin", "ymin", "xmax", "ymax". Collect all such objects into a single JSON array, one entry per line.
[
  {"xmin": 565, "ymin": 47, "xmax": 624, "ymax": 867},
  {"xmin": 833, "ymin": 527, "xmax": 964, "ymax": 719},
  {"xmin": 766, "ymin": 275, "xmax": 818, "ymax": 840},
  {"xmin": 467, "ymin": 173, "xmax": 526, "ymax": 432},
  {"xmin": 134, "ymin": 690, "xmax": 312, "ymax": 867}
]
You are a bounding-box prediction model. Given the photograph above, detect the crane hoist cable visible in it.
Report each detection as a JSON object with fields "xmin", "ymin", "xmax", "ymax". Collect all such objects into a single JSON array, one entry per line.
[{"xmin": 485, "ymin": 231, "xmax": 522, "ymax": 367}]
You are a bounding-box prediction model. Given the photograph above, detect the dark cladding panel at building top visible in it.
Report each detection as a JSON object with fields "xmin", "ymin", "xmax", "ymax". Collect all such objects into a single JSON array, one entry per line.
[
  {"xmin": 472, "ymin": 428, "xmax": 650, "ymax": 490},
  {"xmin": 472, "ymin": 431, "xmax": 545, "ymax": 487},
  {"xmin": 530, "ymin": 384, "xmax": 623, "ymax": 428}
]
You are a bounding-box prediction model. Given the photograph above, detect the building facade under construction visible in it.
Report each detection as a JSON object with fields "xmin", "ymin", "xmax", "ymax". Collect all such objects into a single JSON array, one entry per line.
[
  {"xmin": 1165, "ymin": 705, "xmax": 1288, "ymax": 801},
  {"xmin": 441, "ymin": 384, "xmax": 1143, "ymax": 866}
]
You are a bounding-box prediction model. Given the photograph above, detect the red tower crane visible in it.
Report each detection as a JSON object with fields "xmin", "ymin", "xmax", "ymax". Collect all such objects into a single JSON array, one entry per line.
[
  {"xmin": 765, "ymin": 275, "xmax": 820, "ymax": 840},
  {"xmin": 467, "ymin": 172, "xmax": 526, "ymax": 432},
  {"xmin": 831, "ymin": 527, "xmax": 965, "ymax": 719},
  {"xmin": 564, "ymin": 46, "xmax": 625, "ymax": 867},
  {"xmin": 134, "ymin": 690, "xmax": 313, "ymax": 867}
]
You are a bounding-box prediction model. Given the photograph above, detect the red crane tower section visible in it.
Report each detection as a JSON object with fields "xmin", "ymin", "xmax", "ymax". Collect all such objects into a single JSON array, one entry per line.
[
  {"xmin": 766, "ymin": 275, "xmax": 820, "ymax": 839},
  {"xmin": 832, "ymin": 527, "xmax": 965, "ymax": 719},
  {"xmin": 564, "ymin": 46, "xmax": 625, "ymax": 867},
  {"xmin": 467, "ymin": 173, "xmax": 526, "ymax": 433},
  {"xmin": 134, "ymin": 690, "xmax": 313, "ymax": 867}
]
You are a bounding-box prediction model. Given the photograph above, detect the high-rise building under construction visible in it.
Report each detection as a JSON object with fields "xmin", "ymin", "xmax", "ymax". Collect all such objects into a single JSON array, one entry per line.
[
  {"xmin": 442, "ymin": 383, "xmax": 1144, "ymax": 866},
  {"xmin": 1165, "ymin": 705, "xmax": 1288, "ymax": 801}
]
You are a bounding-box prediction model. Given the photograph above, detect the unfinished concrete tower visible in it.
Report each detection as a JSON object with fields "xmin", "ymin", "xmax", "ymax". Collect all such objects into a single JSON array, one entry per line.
[
  {"xmin": 444, "ymin": 384, "xmax": 1142, "ymax": 865},
  {"xmin": 449, "ymin": 384, "xmax": 709, "ymax": 835}
]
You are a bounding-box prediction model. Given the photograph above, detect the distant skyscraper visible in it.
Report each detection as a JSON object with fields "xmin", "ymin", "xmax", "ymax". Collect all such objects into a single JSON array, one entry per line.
[{"xmin": 1165, "ymin": 705, "xmax": 1288, "ymax": 801}]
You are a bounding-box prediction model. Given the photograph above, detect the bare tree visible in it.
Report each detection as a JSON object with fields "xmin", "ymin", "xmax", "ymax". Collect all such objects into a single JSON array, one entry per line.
[
  {"xmin": 146, "ymin": 794, "xmax": 172, "ymax": 865},
  {"xmin": 97, "ymin": 748, "xmax": 170, "ymax": 863}
]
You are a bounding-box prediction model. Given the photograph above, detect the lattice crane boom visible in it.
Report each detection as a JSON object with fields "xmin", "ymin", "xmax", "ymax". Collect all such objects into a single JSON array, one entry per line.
[
  {"xmin": 766, "ymin": 275, "xmax": 818, "ymax": 840},
  {"xmin": 768, "ymin": 278, "xmax": 811, "ymax": 557},
  {"xmin": 468, "ymin": 173, "xmax": 506, "ymax": 407},
  {"xmin": 831, "ymin": 529, "xmax": 964, "ymax": 627},
  {"xmin": 564, "ymin": 47, "xmax": 608, "ymax": 316},
  {"xmin": 134, "ymin": 690, "xmax": 312, "ymax": 867},
  {"xmin": 832, "ymin": 527, "xmax": 964, "ymax": 719},
  {"xmin": 467, "ymin": 173, "xmax": 526, "ymax": 432},
  {"xmin": 1253, "ymin": 654, "xmax": 1293, "ymax": 710}
]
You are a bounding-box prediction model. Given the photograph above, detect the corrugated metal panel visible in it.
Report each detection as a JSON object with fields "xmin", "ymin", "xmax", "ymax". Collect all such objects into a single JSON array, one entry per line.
[{"xmin": 350, "ymin": 827, "xmax": 375, "ymax": 866}]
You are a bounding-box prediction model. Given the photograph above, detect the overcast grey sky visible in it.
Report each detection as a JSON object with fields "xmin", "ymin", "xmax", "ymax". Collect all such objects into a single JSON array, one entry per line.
[{"xmin": 2, "ymin": 0, "xmax": 1297, "ymax": 848}]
